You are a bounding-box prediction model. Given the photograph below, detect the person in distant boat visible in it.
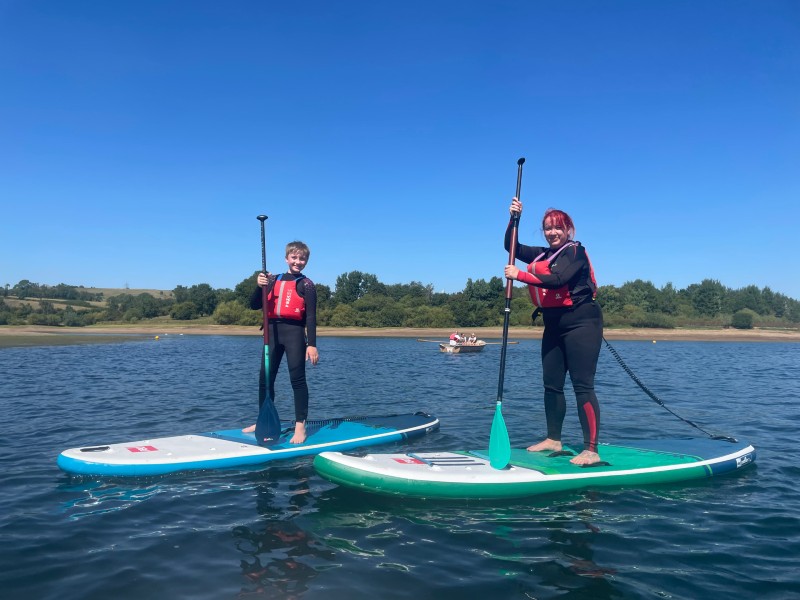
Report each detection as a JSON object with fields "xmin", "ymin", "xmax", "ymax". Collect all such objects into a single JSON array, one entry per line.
[
  {"xmin": 243, "ymin": 241, "xmax": 319, "ymax": 444},
  {"xmin": 503, "ymin": 198, "xmax": 603, "ymax": 466},
  {"xmin": 449, "ymin": 332, "xmax": 459, "ymax": 346},
  {"xmin": 468, "ymin": 333, "xmax": 477, "ymax": 344}
]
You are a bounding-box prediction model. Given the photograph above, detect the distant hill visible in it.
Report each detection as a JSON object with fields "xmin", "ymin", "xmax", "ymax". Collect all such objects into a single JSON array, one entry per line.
[
  {"xmin": 82, "ymin": 287, "xmax": 174, "ymax": 300},
  {"xmin": 3, "ymin": 287, "xmax": 174, "ymax": 312}
]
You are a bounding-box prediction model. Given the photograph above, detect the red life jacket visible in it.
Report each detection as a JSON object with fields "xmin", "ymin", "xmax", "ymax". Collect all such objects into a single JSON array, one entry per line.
[
  {"xmin": 527, "ymin": 242, "xmax": 597, "ymax": 309},
  {"xmin": 267, "ymin": 275, "xmax": 306, "ymax": 321}
]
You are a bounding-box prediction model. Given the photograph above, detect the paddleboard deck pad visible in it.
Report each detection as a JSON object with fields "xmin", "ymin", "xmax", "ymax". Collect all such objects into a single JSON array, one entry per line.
[
  {"xmin": 58, "ymin": 412, "xmax": 439, "ymax": 477},
  {"xmin": 314, "ymin": 437, "xmax": 756, "ymax": 499}
]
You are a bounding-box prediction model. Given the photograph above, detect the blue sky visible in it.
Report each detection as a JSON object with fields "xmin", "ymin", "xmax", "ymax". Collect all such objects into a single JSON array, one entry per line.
[{"xmin": 2, "ymin": 1, "xmax": 798, "ymax": 299}]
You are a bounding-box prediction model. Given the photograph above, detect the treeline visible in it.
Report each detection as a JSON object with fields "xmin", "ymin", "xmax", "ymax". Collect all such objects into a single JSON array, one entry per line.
[
  {"xmin": 4, "ymin": 280, "xmax": 103, "ymax": 303},
  {"xmin": 2, "ymin": 273, "xmax": 799, "ymax": 330}
]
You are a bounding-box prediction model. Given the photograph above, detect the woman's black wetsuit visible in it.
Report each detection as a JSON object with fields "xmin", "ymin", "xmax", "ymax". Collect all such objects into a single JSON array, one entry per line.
[
  {"xmin": 250, "ymin": 273, "xmax": 317, "ymax": 423},
  {"xmin": 505, "ymin": 222, "xmax": 603, "ymax": 453}
]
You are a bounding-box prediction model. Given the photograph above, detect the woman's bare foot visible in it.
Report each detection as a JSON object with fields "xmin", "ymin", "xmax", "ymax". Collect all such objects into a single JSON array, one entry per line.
[
  {"xmin": 242, "ymin": 424, "xmax": 256, "ymax": 433},
  {"xmin": 570, "ymin": 450, "xmax": 600, "ymax": 466},
  {"xmin": 527, "ymin": 439, "xmax": 562, "ymax": 452},
  {"xmin": 289, "ymin": 421, "xmax": 306, "ymax": 444}
]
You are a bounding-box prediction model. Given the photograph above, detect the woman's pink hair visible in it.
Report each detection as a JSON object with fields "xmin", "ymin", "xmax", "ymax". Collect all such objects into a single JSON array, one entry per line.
[{"xmin": 542, "ymin": 209, "xmax": 575, "ymax": 240}]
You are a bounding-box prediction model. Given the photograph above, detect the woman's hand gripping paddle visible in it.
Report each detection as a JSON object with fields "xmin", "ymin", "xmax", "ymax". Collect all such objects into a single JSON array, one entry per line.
[
  {"xmin": 489, "ymin": 157, "xmax": 525, "ymax": 469},
  {"xmin": 254, "ymin": 215, "xmax": 281, "ymax": 445}
]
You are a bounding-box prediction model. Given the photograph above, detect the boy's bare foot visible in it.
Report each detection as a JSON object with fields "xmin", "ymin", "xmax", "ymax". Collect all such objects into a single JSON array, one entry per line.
[
  {"xmin": 527, "ymin": 439, "xmax": 562, "ymax": 452},
  {"xmin": 289, "ymin": 421, "xmax": 306, "ymax": 444},
  {"xmin": 242, "ymin": 424, "xmax": 256, "ymax": 433},
  {"xmin": 570, "ymin": 450, "xmax": 601, "ymax": 466}
]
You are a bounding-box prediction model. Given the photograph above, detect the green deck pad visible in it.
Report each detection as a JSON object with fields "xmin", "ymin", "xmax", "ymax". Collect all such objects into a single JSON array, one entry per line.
[{"xmin": 468, "ymin": 444, "xmax": 704, "ymax": 475}]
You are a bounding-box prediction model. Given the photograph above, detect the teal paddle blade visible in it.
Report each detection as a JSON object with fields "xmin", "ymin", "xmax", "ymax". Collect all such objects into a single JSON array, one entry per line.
[
  {"xmin": 489, "ymin": 401, "xmax": 511, "ymax": 469},
  {"xmin": 255, "ymin": 346, "xmax": 281, "ymax": 445}
]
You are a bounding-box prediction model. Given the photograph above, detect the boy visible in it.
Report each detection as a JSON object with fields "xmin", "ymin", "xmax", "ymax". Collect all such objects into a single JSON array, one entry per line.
[{"xmin": 243, "ymin": 241, "xmax": 319, "ymax": 443}]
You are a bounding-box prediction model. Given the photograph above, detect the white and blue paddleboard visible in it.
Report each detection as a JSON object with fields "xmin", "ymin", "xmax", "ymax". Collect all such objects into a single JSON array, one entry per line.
[
  {"xmin": 314, "ymin": 437, "xmax": 756, "ymax": 500},
  {"xmin": 58, "ymin": 412, "xmax": 439, "ymax": 477}
]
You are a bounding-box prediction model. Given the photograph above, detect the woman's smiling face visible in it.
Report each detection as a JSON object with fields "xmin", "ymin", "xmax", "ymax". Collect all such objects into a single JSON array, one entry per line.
[{"xmin": 543, "ymin": 217, "xmax": 569, "ymax": 249}]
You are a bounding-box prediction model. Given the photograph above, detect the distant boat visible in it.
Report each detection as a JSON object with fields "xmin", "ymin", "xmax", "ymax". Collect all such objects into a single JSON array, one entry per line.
[
  {"xmin": 439, "ymin": 341, "xmax": 486, "ymax": 353},
  {"xmin": 416, "ymin": 338, "xmax": 518, "ymax": 353}
]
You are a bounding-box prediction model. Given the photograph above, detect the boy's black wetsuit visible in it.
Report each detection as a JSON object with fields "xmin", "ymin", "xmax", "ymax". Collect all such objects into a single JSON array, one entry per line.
[
  {"xmin": 250, "ymin": 273, "xmax": 317, "ymax": 423},
  {"xmin": 505, "ymin": 223, "xmax": 603, "ymax": 453}
]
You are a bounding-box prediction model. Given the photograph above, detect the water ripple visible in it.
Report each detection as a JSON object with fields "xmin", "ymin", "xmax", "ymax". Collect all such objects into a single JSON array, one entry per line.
[{"xmin": 1, "ymin": 336, "xmax": 798, "ymax": 599}]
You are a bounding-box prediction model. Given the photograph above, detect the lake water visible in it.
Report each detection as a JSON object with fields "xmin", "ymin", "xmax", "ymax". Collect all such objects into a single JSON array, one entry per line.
[{"xmin": 1, "ymin": 335, "xmax": 798, "ymax": 599}]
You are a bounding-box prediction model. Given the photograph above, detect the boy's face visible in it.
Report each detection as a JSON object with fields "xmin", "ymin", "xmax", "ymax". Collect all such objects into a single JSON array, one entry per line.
[{"xmin": 285, "ymin": 251, "xmax": 308, "ymax": 275}]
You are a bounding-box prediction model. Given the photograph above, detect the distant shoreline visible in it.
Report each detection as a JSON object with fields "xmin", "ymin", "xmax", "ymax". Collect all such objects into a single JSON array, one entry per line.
[{"xmin": 1, "ymin": 324, "xmax": 799, "ymax": 348}]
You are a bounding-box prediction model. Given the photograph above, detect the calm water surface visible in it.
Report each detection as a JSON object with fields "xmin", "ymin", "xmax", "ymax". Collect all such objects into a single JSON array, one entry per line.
[{"xmin": 1, "ymin": 335, "xmax": 798, "ymax": 599}]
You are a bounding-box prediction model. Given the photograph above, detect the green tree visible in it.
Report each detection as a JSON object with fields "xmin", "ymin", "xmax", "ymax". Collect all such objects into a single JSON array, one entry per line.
[
  {"xmin": 731, "ymin": 309, "xmax": 756, "ymax": 329},
  {"xmin": 333, "ymin": 271, "xmax": 380, "ymax": 305},
  {"xmin": 171, "ymin": 302, "xmax": 198, "ymax": 320},
  {"xmin": 619, "ymin": 279, "xmax": 660, "ymax": 313},
  {"xmin": 232, "ymin": 273, "xmax": 259, "ymax": 307},
  {"xmin": 382, "ymin": 281, "xmax": 433, "ymax": 308},
  {"xmin": 188, "ymin": 284, "xmax": 217, "ymax": 316},
  {"xmin": 173, "ymin": 285, "xmax": 191, "ymax": 304},
  {"xmin": 509, "ymin": 296, "xmax": 535, "ymax": 326},
  {"xmin": 315, "ymin": 283, "xmax": 332, "ymax": 311},
  {"xmin": 63, "ymin": 306, "xmax": 82, "ymax": 326},
  {"xmin": 136, "ymin": 294, "xmax": 162, "ymax": 319},
  {"xmin": 403, "ymin": 305, "xmax": 454, "ymax": 327},
  {"xmin": 596, "ymin": 285, "xmax": 623, "ymax": 314},
  {"xmin": 689, "ymin": 279, "xmax": 726, "ymax": 317},
  {"xmin": 212, "ymin": 300, "xmax": 241, "ymax": 325},
  {"xmin": 329, "ymin": 304, "xmax": 358, "ymax": 326},
  {"xmin": 727, "ymin": 285, "xmax": 766, "ymax": 315},
  {"xmin": 449, "ymin": 296, "xmax": 492, "ymax": 328},
  {"xmin": 39, "ymin": 299, "xmax": 56, "ymax": 315},
  {"xmin": 13, "ymin": 279, "xmax": 35, "ymax": 299},
  {"xmin": 463, "ymin": 278, "xmax": 501, "ymax": 303},
  {"xmin": 655, "ymin": 282, "xmax": 680, "ymax": 315}
]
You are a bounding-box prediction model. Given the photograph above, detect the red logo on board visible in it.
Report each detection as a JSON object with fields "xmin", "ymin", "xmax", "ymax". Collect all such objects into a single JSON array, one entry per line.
[
  {"xmin": 127, "ymin": 445, "xmax": 158, "ymax": 453},
  {"xmin": 392, "ymin": 458, "xmax": 424, "ymax": 464}
]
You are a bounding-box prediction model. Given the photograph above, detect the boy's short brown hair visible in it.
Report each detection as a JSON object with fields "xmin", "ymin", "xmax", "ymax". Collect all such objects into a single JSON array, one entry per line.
[{"xmin": 285, "ymin": 241, "xmax": 310, "ymax": 260}]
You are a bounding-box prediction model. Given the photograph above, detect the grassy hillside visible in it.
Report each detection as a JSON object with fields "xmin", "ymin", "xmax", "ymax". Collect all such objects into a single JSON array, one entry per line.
[
  {"xmin": 83, "ymin": 287, "xmax": 174, "ymax": 299},
  {"xmin": 4, "ymin": 287, "xmax": 174, "ymax": 311}
]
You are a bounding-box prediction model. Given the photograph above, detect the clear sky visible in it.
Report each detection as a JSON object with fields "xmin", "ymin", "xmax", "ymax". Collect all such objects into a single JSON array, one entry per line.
[{"xmin": 2, "ymin": 1, "xmax": 798, "ymax": 299}]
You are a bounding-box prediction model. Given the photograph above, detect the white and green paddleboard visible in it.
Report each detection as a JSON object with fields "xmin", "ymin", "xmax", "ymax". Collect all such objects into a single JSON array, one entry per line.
[{"xmin": 314, "ymin": 438, "xmax": 756, "ymax": 500}]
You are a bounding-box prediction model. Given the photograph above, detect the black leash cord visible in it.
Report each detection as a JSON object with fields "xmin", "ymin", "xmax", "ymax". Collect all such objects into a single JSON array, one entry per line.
[{"xmin": 603, "ymin": 337, "xmax": 737, "ymax": 443}]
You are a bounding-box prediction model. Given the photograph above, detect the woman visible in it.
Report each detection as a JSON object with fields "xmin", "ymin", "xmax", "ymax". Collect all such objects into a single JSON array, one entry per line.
[{"xmin": 503, "ymin": 198, "xmax": 603, "ymax": 466}]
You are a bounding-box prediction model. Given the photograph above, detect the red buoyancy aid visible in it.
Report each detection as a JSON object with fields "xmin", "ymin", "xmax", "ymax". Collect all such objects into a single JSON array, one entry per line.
[
  {"xmin": 267, "ymin": 275, "xmax": 306, "ymax": 321},
  {"xmin": 527, "ymin": 242, "xmax": 597, "ymax": 309}
]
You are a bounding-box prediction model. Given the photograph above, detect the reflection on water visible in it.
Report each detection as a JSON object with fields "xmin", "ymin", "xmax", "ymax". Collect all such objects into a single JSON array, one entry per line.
[
  {"xmin": 60, "ymin": 480, "xmax": 163, "ymax": 520},
  {"xmin": 234, "ymin": 469, "xmax": 334, "ymax": 598},
  {"xmin": 234, "ymin": 519, "xmax": 333, "ymax": 598}
]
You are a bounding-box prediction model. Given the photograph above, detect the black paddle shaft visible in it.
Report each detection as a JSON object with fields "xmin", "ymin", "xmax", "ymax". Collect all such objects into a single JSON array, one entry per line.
[
  {"xmin": 496, "ymin": 158, "xmax": 525, "ymax": 402},
  {"xmin": 257, "ymin": 215, "xmax": 269, "ymax": 345}
]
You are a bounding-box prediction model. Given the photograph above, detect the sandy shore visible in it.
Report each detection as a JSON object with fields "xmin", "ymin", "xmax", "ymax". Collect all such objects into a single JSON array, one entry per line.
[{"xmin": 1, "ymin": 324, "xmax": 799, "ymax": 347}]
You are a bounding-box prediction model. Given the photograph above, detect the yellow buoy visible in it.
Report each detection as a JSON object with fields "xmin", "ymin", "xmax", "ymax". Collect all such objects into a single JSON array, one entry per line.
[{"xmin": 155, "ymin": 336, "xmax": 160, "ymax": 340}]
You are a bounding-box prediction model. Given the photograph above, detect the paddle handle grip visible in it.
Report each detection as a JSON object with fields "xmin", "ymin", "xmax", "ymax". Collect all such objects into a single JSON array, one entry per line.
[
  {"xmin": 257, "ymin": 215, "xmax": 268, "ymax": 272},
  {"xmin": 257, "ymin": 215, "xmax": 270, "ymax": 345},
  {"xmin": 504, "ymin": 158, "xmax": 525, "ymax": 299}
]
